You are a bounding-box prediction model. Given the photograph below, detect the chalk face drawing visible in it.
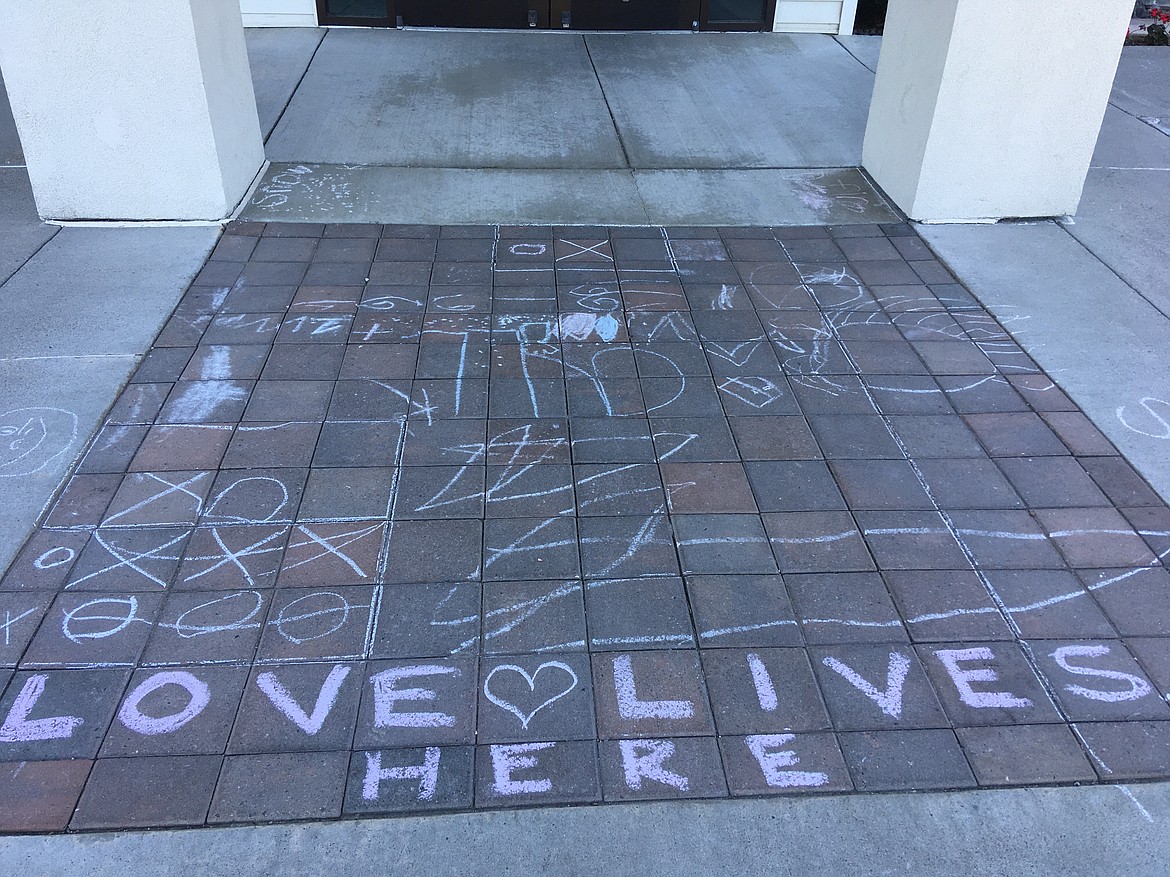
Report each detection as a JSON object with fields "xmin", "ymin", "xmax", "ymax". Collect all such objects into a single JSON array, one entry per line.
[
  {"xmin": 2, "ymin": 222, "xmax": 1170, "ymax": 833},
  {"xmin": 0, "ymin": 407, "xmax": 79, "ymax": 478}
]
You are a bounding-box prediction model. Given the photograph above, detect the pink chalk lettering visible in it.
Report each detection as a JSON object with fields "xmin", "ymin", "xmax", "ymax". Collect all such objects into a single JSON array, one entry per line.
[
  {"xmin": 747, "ymin": 653, "xmax": 778, "ymax": 712},
  {"xmin": 118, "ymin": 671, "xmax": 211, "ymax": 736},
  {"xmin": 370, "ymin": 665, "xmax": 459, "ymax": 729},
  {"xmin": 0, "ymin": 675, "xmax": 82, "ymax": 742},
  {"xmin": 612, "ymin": 655, "xmax": 694, "ymax": 721},
  {"xmin": 934, "ymin": 647, "xmax": 1031, "ymax": 709},
  {"xmin": 257, "ymin": 665, "xmax": 351, "ymax": 735},
  {"xmin": 362, "ymin": 748, "xmax": 441, "ymax": 802},
  {"xmin": 821, "ymin": 652, "xmax": 910, "ymax": 718},
  {"xmin": 491, "ymin": 742, "xmax": 555, "ymax": 795},
  {"xmin": 619, "ymin": 739, "xmax": 689, "ymax": 792},
  {"xmin": 745, "ymin": 734, "xmax": 829, "ymax": 788},
  {"xmin": 1051, "ymin": 644, "xmax": 1154, "ymax": 703}
]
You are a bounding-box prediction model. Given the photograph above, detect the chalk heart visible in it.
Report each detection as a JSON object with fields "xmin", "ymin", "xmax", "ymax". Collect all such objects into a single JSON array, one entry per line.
[{"xmin": 483, "ymin": 661, "xmax": 579, "ymax": 730}]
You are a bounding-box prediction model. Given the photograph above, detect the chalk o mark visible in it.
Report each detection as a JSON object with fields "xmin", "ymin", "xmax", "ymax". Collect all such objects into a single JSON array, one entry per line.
[
  {"xmin": 271, "ymin": 591, "xmax": 353, "ymax": 645},
  {"xmin": 34, "ymin": 547, "xmax": 77, "ymax": 570},
  {"xmin": 62, "ymin": 597, "xmax": 142, "ymax": 644},
  {"xmin": 1117, "ymin": 397, "xmax": 1170, "ymax": 440},
  {"xmin": 169, "ymin": 591, "xmax": 265, "ymax": 639},
  {"xmin": 0, "ymin": 407, "xmax": 79, "ymax": 478},
  {"xmin": 483, "ymin": 661, "xmax": 579, "ymax": 729},
  {"xmin": 202, "ymin": 476, "xmax": 291, "ymax": 524}
]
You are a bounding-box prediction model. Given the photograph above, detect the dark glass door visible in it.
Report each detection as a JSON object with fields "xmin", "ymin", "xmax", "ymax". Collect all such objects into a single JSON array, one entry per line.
[
  {"xmin": 699, "ymin": 0, "xmax": 773, "ymax": 30},
  {"xmin": 569, "ymin": 0, "xmax": 700, "ymax": 30},
  {"xmin": 399, "ymin": 0, "xmax": 530, "ymax": 27},
  {"xmin": 317, "ymin": 0, "xmax": 394, "ymax": 25},
  {"xmin": 316, "ymin": 0, "xmax": 774, "ymax": 29}
]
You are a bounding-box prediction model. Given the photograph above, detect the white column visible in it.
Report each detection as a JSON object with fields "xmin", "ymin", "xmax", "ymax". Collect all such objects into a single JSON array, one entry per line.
[
  {"xmin": 0, "ymin": 0, "xmax": 265, "ymax": 221},
  {"xmin": 862, "ymin": 0, "xmax": 1132, "ymax": 222}
]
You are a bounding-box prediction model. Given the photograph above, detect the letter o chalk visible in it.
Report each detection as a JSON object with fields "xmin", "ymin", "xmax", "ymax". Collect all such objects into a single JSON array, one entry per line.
[{"xmin": 118, "ymin": 671, "xmax": 211, "ymax": 736}]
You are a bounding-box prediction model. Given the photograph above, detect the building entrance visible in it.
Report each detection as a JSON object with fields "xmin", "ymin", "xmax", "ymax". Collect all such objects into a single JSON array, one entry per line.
[{"xmin": 316, "ymin": 0, "xmax": 774, "ymax": 31}]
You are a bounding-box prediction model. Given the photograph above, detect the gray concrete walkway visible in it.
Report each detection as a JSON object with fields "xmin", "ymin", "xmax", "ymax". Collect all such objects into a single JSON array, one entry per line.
[
  {"xmin": 2, "ymin": 29, "xmax": 1170, "ymax": 875},
  {"xmin": 244, "ymin": 30, "xmax": 887, "ymax": 226},
  {"xmin": 3, "ymin": 781, "xmax": 1169, "ymax": 876}
]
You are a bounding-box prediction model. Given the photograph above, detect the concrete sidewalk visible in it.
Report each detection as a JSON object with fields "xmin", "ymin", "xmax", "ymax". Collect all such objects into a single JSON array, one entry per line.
[{"xmin": 2, "ymin": 28, "xmax": 1170, "ymax": 876}]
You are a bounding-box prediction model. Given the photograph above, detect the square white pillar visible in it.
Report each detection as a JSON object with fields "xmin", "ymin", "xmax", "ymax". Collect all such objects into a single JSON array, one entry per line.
[
  {"xmin": 862, "ymin": 0, "xmax": 1133, "ymax": 222},
  {"xmin": 0, "ymin": 0, "xmax": 265, "ymax": 221}
]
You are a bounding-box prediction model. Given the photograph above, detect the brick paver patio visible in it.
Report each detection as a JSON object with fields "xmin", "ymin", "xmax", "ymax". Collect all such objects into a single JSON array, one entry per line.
[{"xmin": 2, "ymin": 221, "xmax": 1170, "ymax": 832}]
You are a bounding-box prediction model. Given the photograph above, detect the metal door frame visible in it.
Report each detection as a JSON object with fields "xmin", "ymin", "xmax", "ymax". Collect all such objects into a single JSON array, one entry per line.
[
  {"xmin": 315, "ymin": 0, "xmax": 395, "ymax": 26},
  {"xmin": 697, "ymin": 0, "xmax": 777, "ymax": 31}
]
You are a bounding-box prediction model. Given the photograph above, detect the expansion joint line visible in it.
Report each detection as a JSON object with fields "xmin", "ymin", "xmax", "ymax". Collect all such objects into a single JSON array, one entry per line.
[{"xmin": 774, "ymin": 238, "xmax": 1115, "ymax": 777}]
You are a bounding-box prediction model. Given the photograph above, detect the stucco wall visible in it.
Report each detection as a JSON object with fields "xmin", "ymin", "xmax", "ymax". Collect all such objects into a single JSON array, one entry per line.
[
  {"xmin": 863, "ymin": 0, "xmax": 1132, "ymax": 221},
  {"xmin": 0, "ymin": 0, "xmax": 264, "ymax": 219}
]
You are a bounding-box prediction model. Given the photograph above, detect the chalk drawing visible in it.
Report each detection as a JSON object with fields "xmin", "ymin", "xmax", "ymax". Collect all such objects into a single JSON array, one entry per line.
[
  {"xmin": 65, "ymin": 530, "xmax": 188, "ymax": 591},
  {"xmin": 483, "ymin": 661, "xmax": 578, "ymax": 729},
  {"xmin": 745, "ymin": 735, "xmax": 829, "ymax": 788},
  {"xmin": 717, "ymin": 377, "xmax": 789, "ymax": 409},
  {"xmin": 371, "ymin": 665, "xmax": 459, "ymax": 729},
  {"xmin": 282, "ymin": 523, "xmax": 382, "ymax": 579},
  {"xmin": 0, "ymin": 675, "xmax": 82, "ymax": 742},
  {"xmin": 1051, "ymin": 644, "xmax": 1154, "ymax": 703},
  {"xmin": 556, "ymin": 240, "xmax": 613, "ymax": 263},
  {"xmin": 483, "ymin": 518, "xmax": 576, "ymax": 573},
  {"xmin": 164, "ymin": 591, "xmax": 265, "ymax": 639},
  {"xmin": 821, "ymin": 653, "xmax": 910, "ymax": 719},
  {"xmin": 34, "ymin": 547, "xmax": 76, "ymax": 570},
  {"xmin": 747, "ymin": 653, "xmax": 779, "ymax": 712},
  {"xmin": 491, "ymin": 742, "xmax": 554, "ymax": 795},
  {"xmin": 102, "ymin": 472, "xmax": 210, "ymax": 528},
  {"xmin": 257, "ymin": 665, "xmax": 352, "ymax": 734},
  {"xmin": 510, "ymin": 243, "xmax": 547, "ymax": 256},
  {"xmin": 203, "ymin": 477, "xmax": 291, "ymax": 525},
  {"xmin": 118, "ymin": 671, "xmax": 210, "ymax": 735},
  {"xmin": 0, "ymin": 407, "xmax": 79, "ymax": 478},
  {"xmin": 250, "ymin": 165, "xmax": 358, "ymax": 215},
  {"xmin": 250, "ymin": 164, "xmax": 314, "ymax": 209},
  {"xmin": 934, "ymin": 648, "xmax": 1031, "ymax": 709},
  {"xmin": 181, "ymin": 527, "xmax": 287, "ymax": 588},
  {"xmin": 1118, "ymin": 397, "xmax": 1170, "ymax": 440},
  {"xmin": 613, "ymin": 655, "xmax": 693, "ymax": 721},
  {"xmin": 791, "ymin": 172, "xmax": 872, "ymax": 216},
  {"xmin": 2, "ymin": 607, "xmax": 40, "ymax": 647},
  {"xmin": 61, "ymin": 597, "xmax": 148, "ymax": 644},
  {"xmin": 474, "ymin": 581, "xmax": 581, "ymax": 655},
  {"xmin": 361, "ymin": 293, "xmax": 425, "ymax": 312},
  {"xmin": 163, "ymin": 382, "xmax": 249, "ymax": 422},
  {"xmin": 281, "ymin": 316, "xmax": 352, "ymax": 338},
  {"xmin": 620, "ymin": 739, "xmax": 688, "ymax": 791},
  {"xmin": 363, "ymin": 748, "xmax": 441, "ymax": 802},
  {"xmin": 270, "ymin": 591, "xmax": 353, "ymax": 645}
]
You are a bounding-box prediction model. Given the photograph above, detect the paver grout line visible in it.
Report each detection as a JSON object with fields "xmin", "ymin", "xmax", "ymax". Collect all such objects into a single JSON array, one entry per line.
[
  {"xmin": 914, "ymin": 223, "xmax": 1170, "ymax": 498},
  {"xmin": 11, "ymin": 222, "xmax": 1170, "ymax": 830},
  {"xmin": 263, "ymin": 27, "xmax": 330, "ymax": 147},
  {"xmin": 794, "ymin": 232, "xmax": 1116, "ymax": 780}
]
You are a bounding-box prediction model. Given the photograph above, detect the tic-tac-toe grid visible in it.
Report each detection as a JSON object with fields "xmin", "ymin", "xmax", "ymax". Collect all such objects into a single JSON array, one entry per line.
[{"xmin": 3, "ymin": 222, "xmax": 1170, "ymax": 833}]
